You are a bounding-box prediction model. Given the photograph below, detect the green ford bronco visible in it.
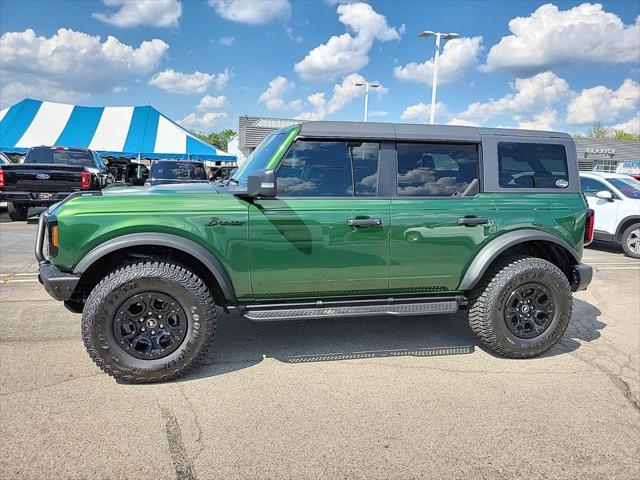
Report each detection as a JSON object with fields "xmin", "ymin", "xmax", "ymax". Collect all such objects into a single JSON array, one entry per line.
[{"xmin": 36, "ymin": 121, "xmax": 594, "ymax": 382}]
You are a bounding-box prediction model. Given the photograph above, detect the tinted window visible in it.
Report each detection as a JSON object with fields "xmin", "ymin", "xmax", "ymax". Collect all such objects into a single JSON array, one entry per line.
[
  {"xmin": 396, "ymin": 143, "xmax": 478, "ymax": 197},
  {"xmin": 608, "ymin": 177, "xmax": 640, "ymax": 199},
  {"xmin": 25, "ymin": 148, "xmax": 94, "ymax": 167},
  {"xmin": 498, "ymin": 143, "xmax": 568, "ymax": 189},
  {"xmin": 277, "ymin": 140, "xmax": 379, "ymax": 197},
  {"xmin": 151, "ymin": 162, "xmax": 207, "ymax": 180},
  {"xmin": 580, "ymin": 177, "xmax": 610, "ymax": 196}
]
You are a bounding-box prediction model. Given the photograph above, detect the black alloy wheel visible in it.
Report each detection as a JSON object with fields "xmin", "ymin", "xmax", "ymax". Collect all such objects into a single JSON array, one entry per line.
[
  {"xmin": 504, "ymin": 282, "xmax": 555, "ymax": 339},
  {"xmin": 114, "ymin": 291, "xmax": 188, "ymax": 360}
]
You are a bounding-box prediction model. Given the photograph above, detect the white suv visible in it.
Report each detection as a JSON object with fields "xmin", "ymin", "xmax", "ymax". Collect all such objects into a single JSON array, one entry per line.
[{"xmin": 580, "ymin": 172, "xmax": 640, "ymax": 258}]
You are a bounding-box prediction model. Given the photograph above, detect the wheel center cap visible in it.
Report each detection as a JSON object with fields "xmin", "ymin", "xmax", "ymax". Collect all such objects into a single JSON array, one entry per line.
[
  {"xmin": 146, "ymin": 318, "xmax": 158, "ymax": 329},
  {"xmin": 521, "ymin": 305, "xmax": 530, "ymax": 314}
]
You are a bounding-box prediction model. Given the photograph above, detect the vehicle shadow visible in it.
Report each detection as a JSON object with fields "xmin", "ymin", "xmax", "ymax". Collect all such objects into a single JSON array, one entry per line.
[
  {"xmin": 547, "ymin": 298, "xmax": 605, "ymax": 356},
  {"xmin": 181, "ymin": 310, "xmax": 477, "ymax": 382},
  {"xmin": 586, "ymin": 241, "xmax": 624, "ymax": 255},
  {"xmin": 177, "ymin": 298, "xmax": 604, "ymax": 382}
]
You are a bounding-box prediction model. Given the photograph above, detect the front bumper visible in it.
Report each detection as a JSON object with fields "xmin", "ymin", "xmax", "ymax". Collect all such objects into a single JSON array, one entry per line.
[
  {"xmin": 572, "ymin": 263, "xmax": 593, "ymax": 292},
  {"xmin": 38, "ymin": 262, "xmax": 80, "ymax": 301}
]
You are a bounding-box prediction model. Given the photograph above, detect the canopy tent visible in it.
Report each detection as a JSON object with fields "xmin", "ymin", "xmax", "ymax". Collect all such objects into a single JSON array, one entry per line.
[{"xmin": 0, "ymin": 98, "xmax": 235, "ymax": 161}]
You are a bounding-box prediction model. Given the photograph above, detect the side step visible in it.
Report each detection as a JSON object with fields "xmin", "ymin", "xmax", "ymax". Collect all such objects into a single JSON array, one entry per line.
[{"xmin": 242, "ymin": 297, "xmax": 463, "ymax": 322}]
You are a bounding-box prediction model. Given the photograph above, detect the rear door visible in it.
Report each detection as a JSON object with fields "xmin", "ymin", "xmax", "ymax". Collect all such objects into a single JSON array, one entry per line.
[
  {"xmin": 248, "ymin": 138, "xmax": 391, "ymax": 299},
  {"xmin": 389, "ymin": 142, "xmax": 497, "ymax": 293}
]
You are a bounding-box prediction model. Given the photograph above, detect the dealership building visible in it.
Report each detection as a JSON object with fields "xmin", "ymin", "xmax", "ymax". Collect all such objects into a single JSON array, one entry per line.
[{"xmin": 228, "ymin": 116, "xmax": 640, "ymax": 175}]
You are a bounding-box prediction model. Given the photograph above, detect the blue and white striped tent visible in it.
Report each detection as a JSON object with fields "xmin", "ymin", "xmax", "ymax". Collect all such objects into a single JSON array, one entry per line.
[{"xmin": 0, "ymin": 98, "xmax": 235, "ymax": 161}]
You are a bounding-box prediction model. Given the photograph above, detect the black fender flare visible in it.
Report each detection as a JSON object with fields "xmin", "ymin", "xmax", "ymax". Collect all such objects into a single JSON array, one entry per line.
[
  {"xmin": 73, "ymin": 233, "xmax": 237, "ymax": 302},
  {"xmin": 457, "ymin": 229, "xmax": 580, "ymax": 291}
]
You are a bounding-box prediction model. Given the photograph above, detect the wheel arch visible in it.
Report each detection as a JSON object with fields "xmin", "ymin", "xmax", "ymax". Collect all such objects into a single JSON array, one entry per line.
[
  {"xmin": 72, "ymin": 233, "xmax": 237, "ymax": 305},
  {"xmin": 615, "ymin": 216, "xmax": 640, "ymax": 240},
  {"xmin": 458, "ymin": 229, "xmax": 580, "ymax": 291}
]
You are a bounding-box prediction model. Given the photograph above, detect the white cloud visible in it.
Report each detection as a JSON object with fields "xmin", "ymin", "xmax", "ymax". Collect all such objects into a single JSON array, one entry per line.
[
  {"xmin": 327, "ymin": 72, "xmax": 387, "ymax": 114},
  {"xmin": 179, "ymin": 111, "xmax": 228, "ymax": 132},
  {"xmin": 611, "ymin": 114, "xmax": 640, "ymax": 134},
  {"xmin": 294, "ymin": 2, "xmax": 400, "ymax": 81},
  {"xmin": 296, "ymin": 92, "xmax": 327, "ymax": 121},
  {"xmin": 196, "ymin": 95, "xmax": 228, "ymax": 111},
  {"xmin": 566, "ymin": 79, "xmax": 640, "ymax": 124},
  {"xmin": 400, "ymin": 102, "xmax": 450, "ymax": 123},
  {"xmin": 295, "ymin": 73, "xmax": 388, "ymax": 120},
  {"xmin": 92, "ymin": 0, "xmax": 182, "ymax": 28},
  {"xmin": 516, "ymin": 110, "xmax": 557, "ymax": 131},
  {"xmin": 0, "ymin": 28, "xmax": 168, "ymax": 105},
  {"xmin": 209, "ymin": 0, "xmax": 290, "ymax": 25},
  {"xmin": 149, "ymin": 68, "xmax": 230, "ymax": 94},
  {"xmin": 394, "ymin": 36, "xmax": 483, "ymax": 86},
  {"xmin": 483, "ymin": 3, "xmax": 640, "ymax": 74},
  {"xmin": 258, "ymin": 76, "xmax": 302, "ymax": 110},
  {"xmin": 217, "ymin": 36, "xmax": 235, "ymax": 46},
  {"xmin": 451, "ymin": 71, "xmax": 572, "ymax": 127}
]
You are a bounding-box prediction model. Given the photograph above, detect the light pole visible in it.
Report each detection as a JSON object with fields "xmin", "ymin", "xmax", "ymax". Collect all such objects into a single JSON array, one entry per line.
[
  {"xmin": 419, "ymin": 30, "xmax": 458, "ymax": 124},
  {"xmin": 355, "ymin": 82, "xmax": 380, "ymax": 122}
]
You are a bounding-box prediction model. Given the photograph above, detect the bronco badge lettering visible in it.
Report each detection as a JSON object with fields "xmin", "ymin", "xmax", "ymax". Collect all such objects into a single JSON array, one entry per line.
[{"xmin": 208, "ymin": 217, "xmax": 244, "ymax": 226}]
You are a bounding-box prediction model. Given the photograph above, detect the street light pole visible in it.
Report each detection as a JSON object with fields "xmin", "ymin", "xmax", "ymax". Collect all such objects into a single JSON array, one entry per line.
[
  {"xmin": 355, "ymin": 82, "xmax": 380, "ymax": 122},
  {"xmin": 419, "ymin": 30, "xmax": 459, "ymax": 124}
]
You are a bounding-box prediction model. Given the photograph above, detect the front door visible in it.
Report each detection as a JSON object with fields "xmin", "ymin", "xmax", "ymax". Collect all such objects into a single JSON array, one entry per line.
[
  {"xmin": 389, "ymin": 141, "xmax": 497, "ymax": 293},
  {"xmin": 580, "ymin": 176, "xmax": 620, "ymax": 235},
  {"xmin": 249, "ymin": 139, "xmax": 390, "ymax": 299}
]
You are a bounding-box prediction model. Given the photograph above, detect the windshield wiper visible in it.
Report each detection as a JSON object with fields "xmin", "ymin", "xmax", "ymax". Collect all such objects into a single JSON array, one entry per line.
[{"xmin": 226, "ymin": 177, "xmax": 239, "ymax": 186}]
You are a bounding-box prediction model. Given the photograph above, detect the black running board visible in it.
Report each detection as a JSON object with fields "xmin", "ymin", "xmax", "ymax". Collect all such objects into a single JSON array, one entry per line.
[{"xmin": 242, "ymin": 296, "xmax": 464, "ymax": 322}]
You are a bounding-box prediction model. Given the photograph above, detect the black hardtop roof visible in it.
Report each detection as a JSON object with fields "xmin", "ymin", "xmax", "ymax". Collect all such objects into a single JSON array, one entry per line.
[{"xmin": 298, "ymin": 121, "xmax": 572, "ymax": 142}]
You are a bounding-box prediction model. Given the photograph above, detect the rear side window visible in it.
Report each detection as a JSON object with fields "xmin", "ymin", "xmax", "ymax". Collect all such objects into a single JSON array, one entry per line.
[
  {"xmin": 25, "ymin": 148, "xmax": 94, "ymax": 167},
  {"xmin": 277, "ymin": 140, "xmax": 379, "ymax": 197},
  {"xmin": 151, "ymin": 162, "xmax": 207, "ymax": 180},
  {"xmin": 396, "ymin": 143, "xmax": 479, "ymax": 197},
  {"xmin": 498, "ymin": 143, "xmax": 568, "ymax": 189}
]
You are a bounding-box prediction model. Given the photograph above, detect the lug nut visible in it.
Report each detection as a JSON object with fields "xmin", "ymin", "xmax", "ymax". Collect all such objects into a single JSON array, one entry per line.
[
  {"xmin": 141, "ymin": 328, "xmax": 146, "ymax": 332},
  {"xmin": 151, "ymin": 330, "xmax": 156, "ymax": 335}
]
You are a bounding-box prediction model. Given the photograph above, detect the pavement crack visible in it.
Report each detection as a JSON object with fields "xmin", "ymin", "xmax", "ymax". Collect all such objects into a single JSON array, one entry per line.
[
  {"xmin": 159, "ymin": 405, "xmax": 198, "ymax": 480},
  {"xmin": 179, "ymin": 385, "xmax": 205, "ymax": 465},
  {"xmin": 570, "ymin": 350, "xmax": 640, "ymax": 413}
]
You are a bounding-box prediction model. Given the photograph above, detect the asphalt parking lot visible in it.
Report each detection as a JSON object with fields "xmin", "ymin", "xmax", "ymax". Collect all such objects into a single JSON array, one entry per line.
[{"xmin": 0, "ymin": 209, "xmax": 638, "ymax": 480}]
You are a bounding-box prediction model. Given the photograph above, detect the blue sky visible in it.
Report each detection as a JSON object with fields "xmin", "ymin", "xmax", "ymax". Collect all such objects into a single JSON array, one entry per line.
[{"xmin": 1, "ymin": 0, "xmax": 638, "ymax": 135}]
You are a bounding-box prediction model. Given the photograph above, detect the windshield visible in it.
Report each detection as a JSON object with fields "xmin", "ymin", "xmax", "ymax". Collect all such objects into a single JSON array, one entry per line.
[
  {"xmin": 608, "ymin": 177, "xmax": 640, "ymax": 199},
  {"xmin": 25, "ymin": 148, "xmax": 94, "ymax": 167},
  {"xmin": 232, "ymin": 125, "xmax": 299, "ymax": 186},
  {"xmin": 151, "ymin": 161, "xmax": 207, "ymax": 181}
]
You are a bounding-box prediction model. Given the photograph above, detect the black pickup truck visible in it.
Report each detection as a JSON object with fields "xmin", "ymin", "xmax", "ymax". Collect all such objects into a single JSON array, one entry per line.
[{"xmin": 0, "ymin": 146, "xmax": 115, "ymax": 221}]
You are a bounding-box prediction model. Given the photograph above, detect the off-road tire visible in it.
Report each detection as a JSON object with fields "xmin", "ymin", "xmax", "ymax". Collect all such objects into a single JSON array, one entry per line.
[
  {"xmin": 468, "ymin": 256, "xmax": 572, "ymax": 358},
  {"xmin": 620, "ymin": 223, "xmax": 640, "ymax": 259},
  {"xmin": 8, "ymin": 202, "xmax": 28, "ymax": 221},
  {"xmin": 82, "ymin": 261, "xmax": 216, "ymax": 383}
]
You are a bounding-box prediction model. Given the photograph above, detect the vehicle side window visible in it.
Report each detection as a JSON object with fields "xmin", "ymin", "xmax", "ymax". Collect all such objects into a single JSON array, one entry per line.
[
  {"xmin": 580, "ymin": 177, "xmax": 611, "ymax": 197},
  {"xmin": 396, "ymin": 143, "xmax": 479, "ymax": 197},
  {"xmin": 498, "ymin": 143, "xmax": 568, "ymax": 189},
  {"xmin": 277, "ymin": 140, "xmax": 379, "ymax": 197}
]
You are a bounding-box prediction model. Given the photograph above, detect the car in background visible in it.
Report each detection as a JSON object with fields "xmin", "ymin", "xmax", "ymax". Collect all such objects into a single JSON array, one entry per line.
[
  {"xmin": 580, "ymin": 172, "xmax": 640, "ymax": 258},
  {"xmin": 144, "ymin": 160, "xmax": 209, "ymax": 187},
  {"xmin": 0, "ymin": 146, "xmax": 116, "ymax": 221},
  {"xmin": 0, "ymin": 152, "xmax": 12, "ymax": 165}
]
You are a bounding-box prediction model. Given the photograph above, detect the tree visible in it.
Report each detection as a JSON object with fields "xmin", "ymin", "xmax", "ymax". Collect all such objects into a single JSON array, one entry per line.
[
  {"xmin": 586, "ymin": 122, "xmax": 610, "ymax": 139},
  {"xmin": 573, "ymin": 122, "xmax": 640, "ymax": 141},
  {"xmin": 194, "ymin": 129, "xmax": 236, "ymax": 151}
]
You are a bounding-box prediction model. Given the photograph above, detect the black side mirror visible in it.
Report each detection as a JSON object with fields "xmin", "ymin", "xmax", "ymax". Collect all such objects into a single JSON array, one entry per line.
[{"xmin": 247, "ymin": 169, "xmax": 277, "ymax": 198}]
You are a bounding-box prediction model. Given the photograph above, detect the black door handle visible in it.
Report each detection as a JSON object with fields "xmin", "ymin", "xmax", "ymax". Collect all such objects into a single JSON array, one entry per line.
[
  {"xmin": 457, "ymin": 216, "xmax": 489, "ymax": 226},
  {"xmin": 347, "ymin": 218, "xmax": 382, "ymax": 227}
]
